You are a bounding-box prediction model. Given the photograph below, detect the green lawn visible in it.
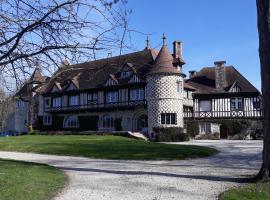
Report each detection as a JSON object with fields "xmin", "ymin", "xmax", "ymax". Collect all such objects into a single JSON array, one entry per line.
[
  {"xmin": 0, "ymin": 159, "xmax": 65, "ymax": 200},
  {"xmin": 0, "ymin": 135, "xmax": 218, "ymax": 160},
  {"xmin": 219, "ymin": 182, "xmax": 270, "ymax": 200}
]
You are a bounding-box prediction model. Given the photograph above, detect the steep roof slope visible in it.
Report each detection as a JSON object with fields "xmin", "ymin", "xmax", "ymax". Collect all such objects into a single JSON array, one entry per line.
[
  {"xmin": 44, "ymin": 48, "xmax": 158, "ymax": 92},
  {"xmin": 186, "ymin": 66, "xmax": 260, "ymax": 94}
]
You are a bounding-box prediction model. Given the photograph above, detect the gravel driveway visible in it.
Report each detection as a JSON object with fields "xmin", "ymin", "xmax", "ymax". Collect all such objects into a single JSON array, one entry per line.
[{"xmin": 0, "ymin": 140, "xmax": 262, "ymax": 200}]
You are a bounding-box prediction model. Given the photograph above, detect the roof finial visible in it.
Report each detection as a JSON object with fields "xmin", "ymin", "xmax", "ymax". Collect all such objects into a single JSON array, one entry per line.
[
  {"xmin": 162, "ymin": 33, "xmax": 167, "ymax": 46},
  {"xmin": 146, "ymin": 35, "xmax": 150, "ymax": 49}
]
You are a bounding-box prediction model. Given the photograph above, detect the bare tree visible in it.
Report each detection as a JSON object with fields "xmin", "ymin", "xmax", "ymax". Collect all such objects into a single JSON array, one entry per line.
[
  {"xmin": 0, "ymin": 90, "xmax": 15, "ymax": 132},
  {"xmin": 256, "ymin": 0, "xmax": 270, "ymax": 180},
  {"xmin": 0, "ymin": 0, "xmax": 131, "ymax": 90}
]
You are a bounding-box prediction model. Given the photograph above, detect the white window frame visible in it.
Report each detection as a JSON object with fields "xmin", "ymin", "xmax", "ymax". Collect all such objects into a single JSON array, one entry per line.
[
  {"xmin": 43, "ymin": 115, "xmax": 52, "ymax": 125},
  {"xmin": 52, "ymin": 97, "xmax": 62, "ymax": 108},
  {"xmin": 68, "ymin": 95, "xmax": 79, "ymax": 106},
  {"xmin": 231, "ymin": 97, "xmax": 243, "ymax": 111},
  {"xmin": 130, "ymin": 88, "xmax": 144, "ymax": 101},
  {"xmin": 199, "ymin": 100, "xmax": 212, "ymax": 112},
  {"xmin": 63, "ymin": 115, "xmax": 79, "ymax": 128},
  {"xmin": 176, "ymin": 81, "xmax": 183, "ymax": 93},
  {"xmin": 161, "ymin": 113, "xmax": 177, "ymax": 125},
  {"xmin": 200, "ymin": 123, "xmax": 211, "ymax": 134},
  {"xmin": 106, "ymin": 91, "xmax": 118, "ymax": 103}
]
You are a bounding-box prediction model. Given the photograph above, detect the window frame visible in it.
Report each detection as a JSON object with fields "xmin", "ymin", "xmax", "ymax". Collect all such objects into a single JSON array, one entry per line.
[
  {"xmin": 63, "ymin": 115, "xmax": 79, "ymax": 128},
  {"xmin": 102, "ymin": 115, "xmax": 114, "ymax": 128},
  {"xmin": 52, "ymin": 97, "xmax": 62, "ymax": 108},
  {"xmin": 105, "ymin": 91, "xmax": 119, "ymax": 103},
  {"xmin": 231, "ymin": 97, "xmax": 243, "ymax": 111},
  {"xmin": 68, "ymin": 95, "xmax": 79, "ymax": 106},
  {"xmin": 161, "ymin": 113, "xmax": 177, "ymax": 125},
  {"xmin": 43, "ymin": 115, "xmax": 52, "ymax": 126},
  {"xmin": 130, "ymin": 88, "xmax": 145, "ymax": 101}
]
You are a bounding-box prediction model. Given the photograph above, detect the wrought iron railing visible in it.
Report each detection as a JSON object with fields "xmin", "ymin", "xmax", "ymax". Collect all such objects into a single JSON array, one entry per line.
[{"xmin": 45, "ymin": 100, "xmax": 147, "ymax": 112}]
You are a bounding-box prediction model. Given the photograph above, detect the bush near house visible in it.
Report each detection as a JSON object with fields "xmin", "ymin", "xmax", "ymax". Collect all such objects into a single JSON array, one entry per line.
[
  {"xmin": 185, "ymin": 120, "xmax": 199, "ymax": 138},
  {"xmin": 153, "ymin": 127, "xmax": 189, "ymax": 142}
]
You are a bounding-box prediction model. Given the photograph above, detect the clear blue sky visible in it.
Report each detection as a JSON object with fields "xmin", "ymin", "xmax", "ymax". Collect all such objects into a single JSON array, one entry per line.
[{"xmin": 126, "ymin": 0, "xmax": 261, "ymax": 90}]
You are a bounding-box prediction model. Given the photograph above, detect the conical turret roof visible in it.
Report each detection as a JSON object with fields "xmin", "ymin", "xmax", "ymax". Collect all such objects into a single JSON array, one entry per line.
[
  {"xmin": 148, "ymin": 45, "xmax": 180, "ymax": 75},
  {"xmin": 30, "ymin": 68, "xmax": 45, "ymax": 83}
]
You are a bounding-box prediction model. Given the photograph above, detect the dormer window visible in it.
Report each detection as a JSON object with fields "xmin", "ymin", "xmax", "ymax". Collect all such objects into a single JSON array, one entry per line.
[
  {"xmin": 121, "ymin": 71, "xmax": 130, "ymax": 78},
  {"xmin": 52, "ymin": 97, "xmax": 61, "ymax": 108}
]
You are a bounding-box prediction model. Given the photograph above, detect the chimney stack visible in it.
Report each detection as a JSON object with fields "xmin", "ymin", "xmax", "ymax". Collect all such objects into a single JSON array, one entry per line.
[
  {"xmin": 173, "ymin": 41, "xmax": 182, "ymax": 59},
  {"xmin": 189, "ymin": 70, "xmax": 197, "ymax": 79},
  {"xmin": 214, "ymin": 61, "xmax": 227, "ymax": 90}
]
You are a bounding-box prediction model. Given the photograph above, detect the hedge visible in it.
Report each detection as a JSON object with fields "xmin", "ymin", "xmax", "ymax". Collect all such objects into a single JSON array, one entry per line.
[{"xmin": 153, "ymin": 127, "xmax": 189, "ymax": 142}]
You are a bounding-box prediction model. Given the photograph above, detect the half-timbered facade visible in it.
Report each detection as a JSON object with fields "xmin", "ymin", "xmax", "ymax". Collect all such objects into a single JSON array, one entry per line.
[{"xmin": 10, "ymin": 37, "xmax": 262, "ymax": 138}]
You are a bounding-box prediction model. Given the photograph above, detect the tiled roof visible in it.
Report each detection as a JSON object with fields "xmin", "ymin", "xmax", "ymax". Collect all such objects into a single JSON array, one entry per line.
[
  {"xmin": 148, "ymin": 45, "xmax": 181, "ymax": 75},
  {"xmin": 186, "ymin": 66, "xmax": 260, "ymax": 94},
  {"xmin": 44, "ymin": 48, "xmax": 159, "ymax": 93}
]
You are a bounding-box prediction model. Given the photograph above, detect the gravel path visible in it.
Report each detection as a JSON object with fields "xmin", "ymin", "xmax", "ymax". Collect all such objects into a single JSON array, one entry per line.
[{"xmin": 0, "ymin": 140, "xmax": 262, "ymax": 200}]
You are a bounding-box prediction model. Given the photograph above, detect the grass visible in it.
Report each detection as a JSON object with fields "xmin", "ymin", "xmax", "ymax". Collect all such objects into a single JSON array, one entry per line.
[
  {"xmin": 219, "ymin": 182, "xmax": 270, "ymax": 200},
  {"xmin": 0, "ymin": 159, "xmax": 66, "ymax": 200},
  {"xmin": 0, "ymin": 135, "xmax": 218, "ymax": 160}
]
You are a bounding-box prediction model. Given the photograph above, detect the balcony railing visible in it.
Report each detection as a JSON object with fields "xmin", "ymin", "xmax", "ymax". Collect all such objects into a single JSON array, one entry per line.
[
  {"xmin": 184, "ymin": 109, "xmax": 263, "ymax": 119},
  {"xmin": 45, "ymin": 100, "xmax": 147, "ymax": 113}
]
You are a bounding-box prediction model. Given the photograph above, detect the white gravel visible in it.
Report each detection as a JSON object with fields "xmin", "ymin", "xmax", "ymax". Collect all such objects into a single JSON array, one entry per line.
[{"xmin": 0, "ymin": 140, "xmax": 262, "ymax": 200}]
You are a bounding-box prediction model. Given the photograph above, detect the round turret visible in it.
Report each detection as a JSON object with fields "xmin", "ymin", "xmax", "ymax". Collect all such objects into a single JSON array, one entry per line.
[{"xmin": 146, "ymin": 38, "xmax": 184, "ymax": 134}]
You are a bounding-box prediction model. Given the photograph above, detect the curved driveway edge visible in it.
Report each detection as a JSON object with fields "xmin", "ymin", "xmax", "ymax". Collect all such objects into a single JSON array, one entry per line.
[{"xmin": 0, "ymin": 140, "xmax": 262, "ymax": 200}]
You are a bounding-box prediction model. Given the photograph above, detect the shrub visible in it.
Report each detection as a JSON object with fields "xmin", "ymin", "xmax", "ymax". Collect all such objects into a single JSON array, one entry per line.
[
  {"xmin": 195, "ymin": 132, "xmax": 220, "ymax": 140},
  {"xmin": 185, "ymin": 121, "xmax": 199, "ymax": 138},
  {"xmin": 153, "ymin": 127, "xmax": 189, "ymax": 142}
]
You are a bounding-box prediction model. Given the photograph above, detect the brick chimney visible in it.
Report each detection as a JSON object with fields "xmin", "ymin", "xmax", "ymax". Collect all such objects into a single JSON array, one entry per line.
[
  {"xmin": 189, "ymin": 70, "xmax": 197, "ymax": 79},
  {"xmin": 214, "ymin": 61, "xmax": 227, "ymax": 90},
  {"xmin": 173, "ymin": 41, "xmax": 182, "ymax": 59}
]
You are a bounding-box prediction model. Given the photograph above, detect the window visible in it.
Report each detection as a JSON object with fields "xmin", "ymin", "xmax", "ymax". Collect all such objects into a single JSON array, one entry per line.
[
  {"xmin": 161, "ymin": 113, "xmax": 177, "ymax": 125},
  {"xmin": 184, "ymin": 90, "xmax": 188, "ymax": 98},
  {"xmin": 231, "ymin": 97, "xmax": 243, "ymax": 111},
  {"xmin": 199, "ymin": 123, "xmax": 211, "ymax": 134},
  {"xmin": 43, "ymin": 115, "xmax": 52, "ymax": 125},
  {"xmin": 68, "ymin": 95, "xmax": 79, "ymax": 106},
  {"xmin": 199, "ymin": 100, "xmax": 211, "ymax": 112},
  {"xmin": 52, "ymin": 97, "xmax": 61, "ymax": 107},
  {"xmin": 106, "ymin": 91, "xmax": 118, "ymax": 103},
  {"xmin": 102, "ymin": 115, "xmax": 114, "ymax": 128},
  {"xmin": 87, "ymin": 93, "xmax": 98, "ymax": 105},
  {"xmin": 44, "ymin": 98, "xmax": 51, "ymax": 107},
  {"xmin": 253, "ymin": 99, "xmax": 261, "ymax": 109},
  {"xmin": 64, "ymin": 115, "xmax": 79, "ymax": 128},
  {"xmin": 176, "ymin": 81, "xmax": 183, "ymax": 93},
  {"xmin": 16, "ymin": 100, "xmax": 25, "ymax": 108},
  {"xmin": 130, "ymin": 88, "xmax": 144, "ymax": 101}
]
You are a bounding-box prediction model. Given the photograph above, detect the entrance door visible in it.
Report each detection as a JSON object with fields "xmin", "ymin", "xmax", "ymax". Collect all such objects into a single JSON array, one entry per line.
[
  {"xmin": 137, "ymin": 115, "xmax": 148, "ymax": 132},
  {"xmin": 220, "ymin": 125, "xmax": 228, "ymax": 139}
]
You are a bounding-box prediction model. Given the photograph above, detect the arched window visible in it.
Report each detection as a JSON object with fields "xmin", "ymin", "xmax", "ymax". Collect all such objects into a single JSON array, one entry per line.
[
  {"xmin": 102, "ymin": 115, "xmax": 114, "ymax": 128},
  {"xmin": 64, "ymin": 115, "xmax": 79, "ymax": 128}
]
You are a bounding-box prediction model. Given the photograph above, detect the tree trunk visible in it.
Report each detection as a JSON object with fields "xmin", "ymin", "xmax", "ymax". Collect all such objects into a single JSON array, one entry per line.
[{"xmin": 256, "ymin": 0, "xmax": 270, "ymax": 181}]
